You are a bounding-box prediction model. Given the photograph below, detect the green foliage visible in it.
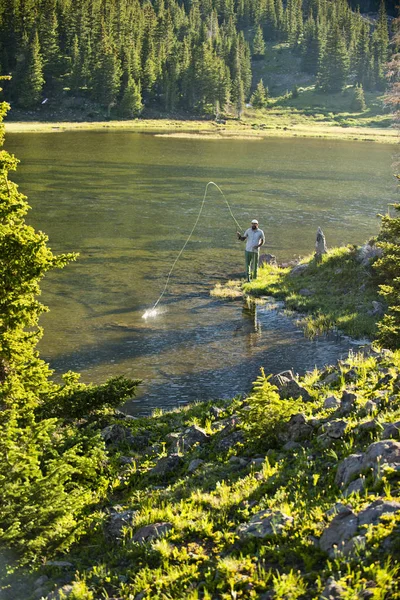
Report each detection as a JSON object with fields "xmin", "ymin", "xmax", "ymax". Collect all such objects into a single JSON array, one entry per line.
[
  {"xmin": 119, "ymin": 77, "xmax": 143, "ymax": 118},
  {"xmin": 250, "ymin": 78, "xmax": 268, "ymax": 107},
  {"xmin": 240, "ymin": 369, "xmax": 304, "ymax": 445},
  {"xmin": 374, "ymin": 203, "xmax": 400, "ymax": 349},
  {"xmin": 351, "ymin": 83, "xmax": 366, "ymax": 111}
]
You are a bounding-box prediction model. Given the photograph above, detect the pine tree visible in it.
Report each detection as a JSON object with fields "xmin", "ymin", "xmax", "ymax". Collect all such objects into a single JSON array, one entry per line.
[
  {"xmin": 372, "ymin": 0, "xmax": 390, "ymax": 89},
  {"xmin": 92, "ymin": 24, "xmax": 122, "ymax": 115},
  {"xmin": 251, "ymin": 78, "xmax": 267, "ymax": 107},
  {"xmin": 301, "ymin": 13, "xmax": 323, "ymax": 74},
  {"xmin": 351, "ymin": 83, "xmax": 366, "ymax": 111},
  {"xmin": 13, "ymin": 30, "xmax": 45, "ymax": 107},
  {"xmin": 317, "ymin": 23, "xmax": 349, "ymax": 93},
  {"xmin": 252, "ymin": 25, "xmax": 265, "ymax": 58},
  {"xmin": 354, "ymin": 20, "xmax": 373, "ymax": 89},
  {"xmin": 38, "ymin": 0, "xmax": 61, "ymax": 90},
  {"xmin": 119, "ymin": 76, "xmax": 143, "ymax": 117}
]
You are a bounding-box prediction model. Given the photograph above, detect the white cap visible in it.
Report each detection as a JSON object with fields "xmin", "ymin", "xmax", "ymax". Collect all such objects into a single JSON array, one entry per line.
[{"xmin": 251, "ymin": 219, "xmax": 258, "ymax": 224}]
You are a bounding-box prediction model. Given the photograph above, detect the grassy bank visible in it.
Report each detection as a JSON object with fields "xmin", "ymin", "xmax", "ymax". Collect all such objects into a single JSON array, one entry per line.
[
  {"xmin": 3, "ymin": 349, "xmax": 400, "ymax": 599},
  {"xmin": 4, "ymin": 114, "xmax": 397, "ymax": 143}
]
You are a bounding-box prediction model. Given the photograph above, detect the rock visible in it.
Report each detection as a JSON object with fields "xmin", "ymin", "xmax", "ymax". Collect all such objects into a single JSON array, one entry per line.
[
  {"xmin": 344, "ymin": 369, "xmax": 358, "ymax": 383},
  {"xmin": 132, "ymin": 522, "xmax": 173, "ymax": 543},
  {"xmin": 324, "ymin": 396, "xmax": 340, "ymax": 410},
  {"xmin": 101, "ymin": 424, "xmax": 135, "ymax": 446},
  {"xmin": 381, "ymin": 422, "xmax": 400, "ymax": 440},
  {"xmin": 180, "ymin": 425, "xmax": 210, "ymax": 450},
  {"xmin": 321, "ymin": 372, "xmax": 341, "ymax": 386},
  {"xmin": 34, "ymin": 576, "xmax": 49, "ymax": 588},
  {"xmin": 342, "ymin": 535, "xmax": 366, "ymax": 556},
  {"xmin": 323, "ymin": 420, "xmax": 348, "ymax": 439},
  {"xmin": 335, "ymin": 454, "xmax": 364, "ymax": 487},
  {"xmin": 105, "ymin": 509, "xmax": 137, "ymax": 542},
  {"xmin": 286, "ymin": 413, "xmax": 313, "ymax": 442},
  {"xmin": 259, "ymin": 253, "xmax": 277, "ymax": 267},
  {"xmin": 361, "ymin": 440, "xmax": 400, "ymax": 471},
  {"xmin": 326, "ymin": 503, "xmax": 352, "ymax": 517},
  {"xmin": 339, "ymin": 391, "xmax": 357, "ymax": 415},
  {"xmin": 320, "ymin": 577, "xmax": 345, "ymax": 599},
  {"xmin": 150, "ymin": 454, "xmax": 183, "ymax": 477},
  {"xmin": 367, "ymin": 301, "xmax": 385, "ymax": 317},
  {"xmin": 363, "ymin": 400, "xmax": 377, "ymax": 415},
  {"xmin": 45, "ymin": 561, "xmax": 74, "ymax": 569},
  {"xmin": 319, "ymin": 508, "xmax": 358, "ymax": 555},
  {"xmin": 357, "ymin": 243, "xmax": 383, "ymax": 266},
  {"xmin": 269, "ymin": 371, "xmax": 294, "ymax": 389},
  {"xmin": 188, "ymin": 458, "xmax": 204, "ymax": 473},
  {"xmin": 315, "ymin": 227, "xmax": 328, "ymax": 258},
  {"xmin": 357, "ymin": 499, "xmax": 400, "ymax": 526},
  {"xmin": 237, "ymin": 510, "xmax": 293, "ymax": 539},
  {"xmin": 279, "ymin": 380, "xmax": 312, "ymax": 402},
  {"xmin": 214, "ymin": 430, "xmax": 244, "ymax": 452},
  {"xmin": 344, "ymin": 477, "xmax": 365, "ymax": 497},
  {"xmin": 356, "ymin": 420, "xmax": 379, "ymax": 435},
  {"xmin": 282, "ymin": 441, "xmax": 302, "ymax": 451},
  {"xmin": 376, "ymin": 373, "xmax": 393, "ymax": 389},
  {"xmin": 45, "ymin": 585, "xmax": 74, "ymax": 600},
  {"xmin": 299, "ymin": 288, "xmax": 314, "ymax": 296},
  {"xmin": 250, "ymin": 457, "xmax": 265, "ymax": 467},
  {"xmin": 210, "ymin": 406, "xmax": 223, "ymax": 419},
  {"xmin": 33, "ymin": 586, "xmax": 51, "ymax": 600},
  {"xmin": 289, "ymin": 263, "xmax": 309, "ymax": 277}
]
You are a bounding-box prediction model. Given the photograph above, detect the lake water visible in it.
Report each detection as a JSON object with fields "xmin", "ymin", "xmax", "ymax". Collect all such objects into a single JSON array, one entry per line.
[{"xmin": 5, "ymin": 131, "xmax": 398, "ymax": 414}]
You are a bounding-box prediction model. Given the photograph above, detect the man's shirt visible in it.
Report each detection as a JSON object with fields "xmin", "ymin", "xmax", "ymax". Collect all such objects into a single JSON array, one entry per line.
[{"xmin": 244, "ymin": 228, "xmax": 265, "ymax": 253}]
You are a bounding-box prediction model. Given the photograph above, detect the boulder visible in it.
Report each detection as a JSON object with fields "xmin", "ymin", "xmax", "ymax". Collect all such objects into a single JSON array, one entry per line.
[
  {"xmin": 45, "ymin": 586, "xmax": 74, "ymax": 600},
  {"xmin": 285, "ymin": 413, "xmax": 313, "ymax": 442},
  {"xmin": 357, "ymin": 243, "xmax": 383, "ymax": 266},
  {"xmin": 180, "ymin": 425, "xmax": 210, "ymax": 450},
  {"xmin": 320, "ymin": 577, "xmax": 345, "ymax": 599},
  {"xmin": 367, "ymin": 301, "xmax": 384, "ymax": 317},
  {"xmin": 299, "ymin": 288, "xmax": 314, "ymax": 297},
  {"xmin": 237, "ymin": 509, "xmax": 293, "ymax": 539},
  {"xmin": 381, "ymin": 422, "xmax": 400, "ymax": 440},
  {"xmin": 358, "ymin": 499, "xmax": 400, "ymax": 526},
  {"xmin": 259, "ymin": 253, "xmax": 277, "ymax": 267},
  {"xmin": 339, "ymin": 391, "xmax": 357, "ymax": 415},
  {"xmin": 319, "ymin": 507, "xmax": 358, "ymax": 555},
  {"xmin": 210, "ymin": 406, "xmax": 224, "ymax": 419},
  {"xmin": 289, "ymin": 263, "xmax": 309, "ymax": 277},
  {"xmin": 335, "ymin": 453, "xmax": 364, "ymax": 487},
  {"xmin": 320, "ymin": 371, "xmax": 341, "ymax": 386},
  {"xmin": 105, "ymin": 509, "xmax": 137, "ymax": 543},
  {"xmin": 132, "ymin": 522, "xmax": 173, "ymax": 543},
  {"xmin": 150, "ymin": 454, "xmax": 183, "ymax": 477},
  {"xmin": 323, "ymin": 420, "xmax": 348, "ymax": 439},
  {"xmin": 324, "ymin": 396, "xmax": 340, "ymax": 410},
  {"xmin": 344, "ymin": 477, "xmax": 365, "ymax": 497},
  {"xmin": 214, "ymin": 430, "xmax": 244, "ymax": 452},
  {"xmin": 187, "ymin": 459, "xmax": 204, "ymax": 473},
  {"xmin": 361, "ymin": 440, "xmax": 400, "ymax": 471},
  {"xmin": 279, "ymin": 380, "xmax": 312, "ymax": 402},
  {"xmin": 101, "ymin": 424, "xmax": 135, "ymax": 446}
]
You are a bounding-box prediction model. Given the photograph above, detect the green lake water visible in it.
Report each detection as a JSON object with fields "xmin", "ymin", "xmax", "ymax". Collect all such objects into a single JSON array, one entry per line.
[{"xmin": 6, "ymin": 131, "xmax": 398, "ymax": 414}]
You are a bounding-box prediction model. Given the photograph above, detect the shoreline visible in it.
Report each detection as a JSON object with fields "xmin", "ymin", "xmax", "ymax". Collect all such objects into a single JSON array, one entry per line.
[{"xmin": 4, "ymin": 118, "xmax": 399, "ymax": 143}]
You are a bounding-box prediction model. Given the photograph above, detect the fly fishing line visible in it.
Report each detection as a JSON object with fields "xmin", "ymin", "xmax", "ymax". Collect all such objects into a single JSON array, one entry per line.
[{"xmin": 142, "ymin": 181, "xmax": 242, "ymax": 319}]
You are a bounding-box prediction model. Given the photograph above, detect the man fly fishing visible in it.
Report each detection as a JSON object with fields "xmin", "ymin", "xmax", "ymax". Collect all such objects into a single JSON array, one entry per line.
[{"xmin": 237, "ymin": 219, "xmax": 265, "ymax": 282}]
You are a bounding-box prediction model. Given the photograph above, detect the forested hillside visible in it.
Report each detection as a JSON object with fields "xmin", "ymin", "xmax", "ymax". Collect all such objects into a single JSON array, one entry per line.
[{"xmin": 0, "ymin": 0, "xmax": 395, "ymax": 118}]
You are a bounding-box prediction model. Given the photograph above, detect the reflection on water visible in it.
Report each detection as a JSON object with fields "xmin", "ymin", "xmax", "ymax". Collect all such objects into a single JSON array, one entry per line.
[{"xmin": 5, "ymin": 132, "xmax": 396, "ymax": 414}]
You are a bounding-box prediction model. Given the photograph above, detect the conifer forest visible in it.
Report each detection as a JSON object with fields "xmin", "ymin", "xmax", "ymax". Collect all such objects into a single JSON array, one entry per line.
[{"xmin": 0, "ymin": 0, "xmax": 397, "ymax": 117}]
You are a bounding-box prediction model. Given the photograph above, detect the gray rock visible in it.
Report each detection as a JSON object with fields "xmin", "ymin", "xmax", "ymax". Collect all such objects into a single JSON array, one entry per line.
[
  {"xmin": 320, "ymin": 577, "xmax": 345, "ymax": 599},
  {"xmin": 299, "ymin": 288, "xmax": 314, "ymax": 296},
  {"xmin": 165, "ymin": 432, "xmax": 181, "ymax": 452},
  {"xmin": 105, "ymin": 509, "xmax": 137, "ymax": 542},
  {"xmin": 34, "ymin": 576, "xmax": 49, "ymax": 589},
  {"xmin": 361, "ymin": 440, "xmax": 400, "ymax": 471},
  {"xmin": 356, "ymin": 419, "xmax": 379, "ymax": 434},
  {"xmin": 315, "ymin": 227, "xmax": 327, "ymax": 257},
  {"xmin": 259, "ymin": 253, "xmax": 277, "ymax": 267},
  {"xmin": 33, "ymin": 586, "xmax": 51, "ymax": 600},
  {"xmin": 326, "ymin": 503, "xmax": 351, "ymax": 517},
  {"xmin": 363, "ymin": 400, "xmax": 377, "ymax": 415},
  {"xmin": 250, "ymin": 457, "xmax": 266, "ymax": 467},
  {"xmin": 214, "ymin": 430, "xmax": 244, "ymax": 452},
  {"xmin": 210, "ymin": 406, "xmax": 223, "ymax": 419},
  {"xmin": 335, "ymin": 453, "xmax": 364, "ymax": 487},
  {"xmin": 289, "ymin": 263, "xmax": 309, "ymax": 277},
  {"xmin": 282, "ymin": 441, "xmax": 302, "ymax": 451},
  {"xmin": 181, "ymin": 425, "xmax": 210, "ymax": 449},
  {"xmin": 228, "ymin": 456, "xmax": 249, "ymax": 466},
  {"xmin": 357, "ymin": 243, "xmax": 383, "ymax": 266},
  {"xmin": 319, "ymin": 508, "xmax": 358, "ymax": 555},
  {"xmin": 132, "ymin": 522, "xmax": 173, "ymax": 543},
  {"xmin": 381, "ymin": 422, "xmax": 400, "ymax": 440},
  {"xmin": 342, "ymin": 535, "xmax": 366, "ymax": 556},
  {"xmin": 279, "ymin": 380, "xmax": 312, "ymax": 402},
  {"xmin": 237, "ymin": 510, "xmax": 293, "ymax": 539},
  {"xmin": 358, "ymin": 499, "xmax": 400, "ymax": 526},
  {"xmin": 321, "ymin": 372, "xmax": 341, "ymax": 386},
  {"xmin": 45, "ymin": 585, "xmax": 74, "ymax": 600},
  {"xmin": 269, "ymin": 371, "xmax": 294, "ymax": 389},
  {"xmin": 286, "ymin": 413, "xmax": 313, "ymax": 442},
  {"xmin": 188, "ymin": 458, "xmax": 204, "ymax": 473},
  {"xmin": 150, "ymin": 453, "xmax": 183, "ymax": 477},
  {"xmin": 324, "ymin": 420, "xmax": 348, "ymax": 439},
  {"xmin": 324, "ymin": 396, "xmax": 340, "ymax": 410},
  {"xmin": 45, "ymin": 561, "xmax": 74, "ymax": 569},
  {"xmin": 101, "ymin": 424, "xmax": 135, "ymax": 446},
  {"xmin": 367, "ymin": 301, "xmax": 384, "ymax": 317},
  {"xmin": 344, "ymin": 477, "xmax": 365, "ymax": 497},
  {"xmin": 339, "ymin": 391, "xmax": 357, "ymax": 415}
]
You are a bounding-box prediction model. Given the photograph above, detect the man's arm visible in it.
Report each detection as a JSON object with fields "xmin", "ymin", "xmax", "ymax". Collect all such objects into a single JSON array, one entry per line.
[
  {"xmin": 237, "ymin": 231, "xmax": 247, "ymax": 241},
  {"xmin": 253, "ymin": 233, "xmax": 264, "ymax": 250}
]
